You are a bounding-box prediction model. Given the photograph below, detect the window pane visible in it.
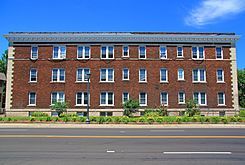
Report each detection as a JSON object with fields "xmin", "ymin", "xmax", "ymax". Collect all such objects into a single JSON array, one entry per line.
[
  {"xmin": 52, "ymin": 69, "xmax": 58, "ymax": 81},
  {"xmin": 58, "ymin": 92, "xmax": 64, "ymax": 102},
  {"xmin": 77, "ymin": 69, "xmax": 83, "ymax": 81},
  {"xmin": 29, "ymin": 92, "xmax": 36, "ymax": 105},
  {"xmin": 218, "ymin": 92, "xmax": 224, "ymax": 105},
  {"xmin": 200, "ymin": 69, "xmax": 205, "ymax": 81},
  {"xmin": 178, "ymin": 92, "xmax": 185, "ymax": 103},
  {"xmin": 60, "ymin": 47, "xmax": 66, "ymax": 58},
  {"xmin": 217, "ymin": 69, "xmax": 223, "ymax": 81},
  {"xmin": 123, "ymin": 92, "xmax": 129, "ymax": 103},
  {"xmin": 200, "ymin": 93, "xmax": 206, "ymax": 104},
  {"xmin": 193, "ymin": 93, "xmax": 199, "ymax": 104},
  {"xmin": 161, "ymin": 92, "xmax": 168, "ymax": 105},
  {"xmin": 160, "ymin": 46, "xmax": 166, "ymax": 58},
  {"xmin": 123, "ymin": 46, "xmax": 128, "ymax": 56},
  {"xmin": 59, "ymin": 69, "xmax": 65, "ymax": 81},
  {"xmin": 101, "ymin": 93, "xmax": 106, "ymax": 104},
  {"xmin": 193, "ymin": 70, "xmax": 198, "ymax": 81},
  {"xmin": 84, "ymin": 69, "xmax": 90, "ymax": 81},
  {"xmin": 139, "ymin": 47, "xmax": 146, "ymax": 58},
  {"xmin": 140, "ymin": 69, "xmax": 146, "ymax": 81},
  {"xmin": 161, "ymin": 69, "xmax": 167, "ymax": 81},
  {"xmin": 178, "ymin": 69, "xmax": 184, "ymax": 80},
  {"xmin": 216, "ymin": 47, "xmax": 222, "ymax": 58},
  {"xmin": 30, "ymin": 69, "xmax": 37, "ymax": 82},
  {"xmin": 84, "ymin": 47, "xmax": 90, "ymax": 58},
  {"xmin": 199, "ymin": 47, "xmax": 204, "ymax": 58},
  {"xmin": 108, "ymin": 93, "xmax": 113, "ymax": 105},
  {"xmin": 192, "ymin": 47, "xmax": 197, "ymax": 58},
  {"xmin": 108, "ymin": 69, "xmax": 113, "ymax": 81},
  {"xmin": 101, "ymin": 47, "xmax": 107, "ymax": 58},
  {"xmin": 51, "ymin": 93, "xmax": 57, "ymax": 104},
  {"xmin": 31, "ymin": 47, "xmax": 38, "ymax": 59},
  {"xmin": 140, "ymin": 93, "xmax": 146, "ymax": 105},
  {"xmin": 76, "ymin": 92, "xmax": 82, "ymax": 105},
  {"xmin": 123, "ymin": 68, "xmax": 129, "ymax": 80},
  {"xmin": 100, "ymin": 69, "xmax": 106, "ymax": 81},
  {"xmin": 177, "ymin": 47, "xmax": 183, "ymax": 57},
  {"xmin": 53, "ymin": 47, "xmax": 59, "ymax": 58},
  {"xmin": 108, "ymin": 47, "xmax": 114, "ymax": 58},
  {"xmin": 77, "ymin": 47, "xmax": 83, "ymax": 58}
]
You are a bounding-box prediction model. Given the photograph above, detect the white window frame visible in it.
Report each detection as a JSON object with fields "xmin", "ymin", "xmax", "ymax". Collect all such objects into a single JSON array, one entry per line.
[
  {"xmin": 77, "ymin": 46, "xmax": 91, "ymax": 59},
  {"xmin": 28, "ymin": 92, "xmax": 36, "ymax": 106},
  {"xmin": 76, "ymin": 68, "xmax": 90, "ymax": 82},
  {"xmin": 160, "ymin": 92, "xmax": 168, "ymax": 106},
  {"xmin": 216, "ymin": 47, "xmax": 223, "ymax": 59},
  {"xmin": 177, "ymin": 46, "xmax": 183, "ymax": 58},
  {"xmin": 76, "ymin": 92, "xmax": 89, "ymax": 106},
  {"xmin": 52, "ymin": 68, "xmax": 65, "ymax": 82},
  {"xmin": 138, "ymin": 46, "xmax": 146, "ymax": 59},
  {"xmin": 122, "ymin": 92, "xmax": 129, "ymax": 104},
  {"xmin": 160, "ymin": 68, "xmax": 168, "ymax": 83},
  {"xmin": 31, "ymin": 46, "xmax": 38, "ymax": 59},
  {"xmin": 160, "ymin": 46, "xmax": 167, "ymax": 59},
  {"xmin": 51, "ymin": 92, "xmax": 65, "ymax": 105},
  {"xmin": 139, "ymin": 68, "xmax": 147, "ymax": 83},
  {"xmin": 217, "ymin": 92, "xmax": 226, "ymax": 106},
  {"xmin": 192, "ymin": 46, "xmax": 205, "ymax": 60},
  {"xmin": 29, "ymin": 68, "xmax": 37, "ymax": 82},
  {"xmin": 53, "ymin": 46, "xmax": 66, "ymax": 59},
  {"xmin": 139, "ymin": 92, "xmax": 147, "ymax": 106},
  {"xmin": 178, "ymin": 92, "xmax": 185, "ymax": 104},
  {"xmin": 100, "ymin": 92, "xmax": 114, "ymax": 106},
  {"xmin": 122, "ymin": 46, "xmax": 129, "ymax": 57},
  {"xmin": 100, "ymin": 68, "xmax": 114, "ymax": 82},
  {"xmin": 101, "ymin": 46, "xmax": 114, "ymax": 59},
  {"xmin": 216, "ymin": 69, "xmax": 224, "ymax": 83},
  {"xmin": 192, "ymin": 69, "xmax": 206, "ymax": 83},
  {"xmin": 193, "ymin": 92, "xmax": 207, "ymax": 106},
  {"xmin": 177, "ymin": 68, "xmax": 184, "ymax": 81},
  {"xmin": 122, "ymin": 68, "xmax": 129, "ymax": 80}
]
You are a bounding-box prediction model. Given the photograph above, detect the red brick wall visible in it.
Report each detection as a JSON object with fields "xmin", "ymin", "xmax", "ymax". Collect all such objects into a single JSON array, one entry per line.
[{"xmin": 12, "ymin": 45, "xmax": 233, "ymax": 109}]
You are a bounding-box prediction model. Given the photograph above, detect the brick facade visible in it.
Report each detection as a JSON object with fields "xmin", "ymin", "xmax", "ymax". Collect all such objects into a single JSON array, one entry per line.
[{"xmin": 4, "ymin": 32, "xmax": 240, "ymax": 116}]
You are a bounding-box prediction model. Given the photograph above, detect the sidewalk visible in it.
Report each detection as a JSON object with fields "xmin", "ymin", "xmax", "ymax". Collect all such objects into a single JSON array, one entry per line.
[{"xmin": 0, "ymin": 123, "xmax": 245, "ymax": 128}]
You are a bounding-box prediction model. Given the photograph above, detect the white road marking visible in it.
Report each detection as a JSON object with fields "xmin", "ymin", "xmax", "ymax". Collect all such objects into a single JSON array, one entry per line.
[
  {"xmin": 0, "ymin": 129, "xmax": 28, "ymax": 132},
  {"xmin": 119, "ymin": 131, "xmax": 125, "ymax": 133},
  {"xmin": 106, "ymin": 150, "xmax": 115, "ymax": 153},
  {"xmin": 163, "ymin": 152, "xmax": 232, "ymax": 155},
  {"xmin": 150, "ymin": 130, "xmax": 185, "ymax": 132}
]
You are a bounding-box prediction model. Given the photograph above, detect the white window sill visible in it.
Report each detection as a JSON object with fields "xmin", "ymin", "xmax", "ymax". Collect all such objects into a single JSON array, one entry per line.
[
  {"xmin": 216, "ymin": 58, "xmax": 223, "ymax": 60},
  {"xmin": 192, "ymin": 58, "xmax": 205, "ymax": 60},
  {"xmin": 30, "ymin": 58, "xmax": 38, "ymax": 60},
  {"xmin": 99, "ymin": 81, "xmax": 115, "ymax": 83},
  {"xmin": 77, "ymin": 58, "xmax": 90, "ymax": 60},
  {"xmin": 75, "ymin": 104, "xmax": 89, "ymax": 106},
  {"xmin": 101, "ymin": 58, "xmax": 115, "ymax": 60},
  {"xmin": 176, "ymin": 56, "xmax": 184, "ymax": 59},
  {"xmin": 52, "ymin": 58, "xmax": 66, "ymax": 60},
  {"xmin": 122, "ymin": 79, "xmax": 130, "ymax": 81},
  {"xmin": 160, "ymin": 58, "xmax": 168, "ymax": 60},
  {"xmin": 199, "ymin": 104, "xmax": 207, "ymax": 106},
  {"xmin": 139, "ymin": 58, "xmax": 147, "ymax": 60},
  {"xmin": 50, "ymin": 81, "xmax": 65, "ymax": 83},
  {"xmin": 218, "ymin": 104, "xmax": 226, "ymax": 106},
  {"xmin": 177, "ymin": 79, "xmax": 185, "ymax": 81},
  {"xmin": 140, "ymin": 104, "xmax": 147, "ymax": 106},
  {"xmin": 29, "ymin": 81, "xmax": 37, "ymax": 83},
  {"xmin": 139, "ymin": 81, "xmax": 147, "ymax": 83},
  {"xmin": 193, "ymin": 81, "xmax": 207, "ymax": 84},
  {"xmin": 99, "ymin": 104, "xmax": 114, "ymax": 106},
  {"xmin": 217, "ymin": 81, "xmax": 225, "ymax": 83},
  {"xmin": 122, "ymin": 56, "xmax": 129, "ymax": 58},
  {"xmin": 160, "ymin": 81, "xmax": 168, "ymax": 83},
  {"xmin": 27, "ymin": 104, "xmax": 36, "ymax": 107},
  {"xmin": 75, "ymin": 81, "xmax": 89, "ymax": 83},
  {"xmin": 178, "ymin": 102, "xmax": 186, "ymax": 105}
]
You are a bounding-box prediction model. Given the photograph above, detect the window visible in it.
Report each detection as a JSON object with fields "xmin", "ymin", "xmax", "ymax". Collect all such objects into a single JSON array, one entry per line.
[
  {"xmin": 52, "ymin": 69, "xmax": 65, "ymax": 82},
  {"xmin": 122, "ymin": 46, "xmax": 129, "ymax": 57},
  {"xmin": 77, "ymin": 46, "xmax": 90, "ymax": 59},
  {"xmin": 51, "ymin": 92, "xmax": 65, "ymax": 104},
  {"xmin": 77, "ymin": 112, "xmax": 87, "ymax": 117},
  {"xmin": 139, "ymin": 68, "xmax": 147, "ymax": 82},
  {"xmin": 217, "ymin": 92, "xmax": 225, "ymax": 105},
  {"xmin": 30, "ymin": 68, "xmax": 37, "ymax": 82},
  {"xmin": 178, "ymin": 92, "xmax": 185, "ymax": 104},
  {"xmin": 160, "ymin": 46, "xmax": 167, "ymax": 59},
  {"xmin": 76, "ymin": 68, "xmax": 90, "ymax": 82},
  {"xmin": 192, "ymin": 47, "xmax": 204, "ymax": 59},
  {"xmin": 100, "ymin": 92, "xmax": 114, "ymax": 106},
  {"xmin": 31, "ymin": 46, "xmax": 38, "ymax": 59},
  {"xmin": 139, "ymin": 92, "xmax": 147, "ymax": 106},
  {"xmin": 216, "ymin": 47, "xmax": 223, "ymax": 59},
  {"xmin": 177, "ymin": 68, "xmax": 184, "ymax": 80},
  {"xmin": 28, "ymin": 92, "xmax": 36, "ymax": 106},
  {"xmin": 76, "ymin": 92, "xmax": 89, "ymax": 106},
  {"xmin": 53, "ymin": 46, "xmax": 66, "ymax": 59},
  {"xmin": 217, "ymin": 69, "xmax": 224, "ymax": 82},
  {"xmin": 160, "ymin": 68, "xmax": 168, "ymax": 82},
  {"xmin": 139, "ymin": 46, "xmax": 146, "ymax": 59},
  {"xmin": 100, "ymin": 68, "xmax": 114, "ymax": 82},
  {"xmin": 122, "ymin": 92, "xmax": 129, "ymax": 103},
  {"xmin": 193, "ymin": 92, "xmax": 207, "ymax": 105},
  {"xmin": 177, "ymin": 47, "xmax": 183, "ymax": 57},
  {"xmin": 101, "ymin": 46, "xmax": 114, "ymax": 59},
  {"xmin": 122, "ymin": 68, "xmax": 129, "ymax": 80},
  {"xmin": 192, "ymin": 69, "xmax": 206, "ymax": 82},
  {"xmin": 160, "ymin": 92, "xmax": 168, "ymax": 106},
  {"xmin": 100, "ymin": 112, "xmax": 113, "ymax": 116}
]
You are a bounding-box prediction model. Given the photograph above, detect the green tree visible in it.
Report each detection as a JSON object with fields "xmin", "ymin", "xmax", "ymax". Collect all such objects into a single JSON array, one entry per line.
[
  {"xmin": 51, "ymin": 102, "xmax": 69, "ymax": 116},
  {"xmin": 185, "ymin": 99, "xmax": 200, "ymax": 117},
  {"xmin": 238, "ymin": 69, "xmax": 245, "ymax": 108},
  {"xmin": 123, "ymin": 99, "xmax": 140, "ymax": 117},
  {"xmin": 0, "ymin": 50, "xmax": 8, "ymax": 75}
]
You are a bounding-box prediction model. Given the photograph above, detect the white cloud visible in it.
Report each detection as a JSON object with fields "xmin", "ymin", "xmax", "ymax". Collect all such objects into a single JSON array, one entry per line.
[{"xmin": 185, "ymin": 0, "xmax": 245, "ymax": 27}]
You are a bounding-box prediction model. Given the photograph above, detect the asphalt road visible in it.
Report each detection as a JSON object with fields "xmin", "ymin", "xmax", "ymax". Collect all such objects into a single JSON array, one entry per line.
[{"xmin": 0, "ymin": 128, "xmax": 245, "ymax": 165}]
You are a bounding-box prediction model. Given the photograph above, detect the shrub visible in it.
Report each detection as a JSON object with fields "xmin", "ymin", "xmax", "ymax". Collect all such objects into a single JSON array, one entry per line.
[
  {"xmin": 144, "ymin": 110, "xmax": 160, "ymax": 117},
  {"xmin": 111, "ymin": 116, "xmax": 120, "ymax": 123},
  {"xmin": 123, "ymin": 99, "xmax": 140, "ymax": 117},
  {"xmin": 155, "ymin": 117, "xmax": 164, "ymax": 124},
  {"xmin": 31, "ymin": 112, "xmax": 48, "ymax": 117},
  {"xmin": 137, "ymin": 117, "xmax": 147, "ymax": 123},
  {"xmin": 105, "ymin": 117, "xmax": 113, "ymax": 123},
  {"xmin": 176, "ymin": 117, "xmax": 182, "ymax": 123},
  {"xmin": 221, "ymin": 117, "xmax": 228, "ymax": 124},
  {"xmin": 62, "ymin": 116, "xmax": 69, "ymax": 122},
  {"xmin": 210, "ymin": 117, "xmax": 220, "ymax": 124},
  {"xmin": 52, "ymin": 117, "xmax": 59, "ymax": 122},
  {"xmin": 78, "ymin": 117, "xmax": 86, "ymax": 122},
  {"xmin": 119, "ymin": 116, "xmax": 129, "ymax": 124},
  {"xmin": 239, "ymin": 110, "xmax": 245, "ymax": 117},
  {"xmin": 185, "ymin": 100, "xmax": 200, "ymax": 117},
  {"xmin": 51, "ymin": 102, "xmax": 69, "ymax": 117},
  {"xmin": 96, "ymin": 117, "xmax": 106, "ymax": 124},
  {"xmin": 0, "ymin": 117, "xmax": 3, "ymax": 121},
  {"xmin": 229, "ymin": 117, "xmax": 238, "ymax": 122},
  {"xmin": 147, "ymin": 117, "xmax": 155, "ymax": 124},
  {"xmin": 29, "ymin": 117, "xmax": 35, "ymax": 122}
]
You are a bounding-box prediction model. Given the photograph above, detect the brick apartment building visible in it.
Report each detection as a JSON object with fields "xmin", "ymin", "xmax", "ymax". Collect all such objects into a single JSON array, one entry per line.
[{"xmin": 4, "ymin": 32, "xmax": 240, "ymax": 116}]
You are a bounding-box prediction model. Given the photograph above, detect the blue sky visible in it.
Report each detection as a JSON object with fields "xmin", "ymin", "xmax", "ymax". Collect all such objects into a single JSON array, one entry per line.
[{"xmin": 0, "ymin": 0, "xmax": 244, "ymax": 68}]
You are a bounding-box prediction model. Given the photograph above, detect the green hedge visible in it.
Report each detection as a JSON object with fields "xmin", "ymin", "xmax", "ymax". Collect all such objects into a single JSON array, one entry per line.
[{"xmin": 0, "ymin": 116, "xmax": 245, "ymax": 124}]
